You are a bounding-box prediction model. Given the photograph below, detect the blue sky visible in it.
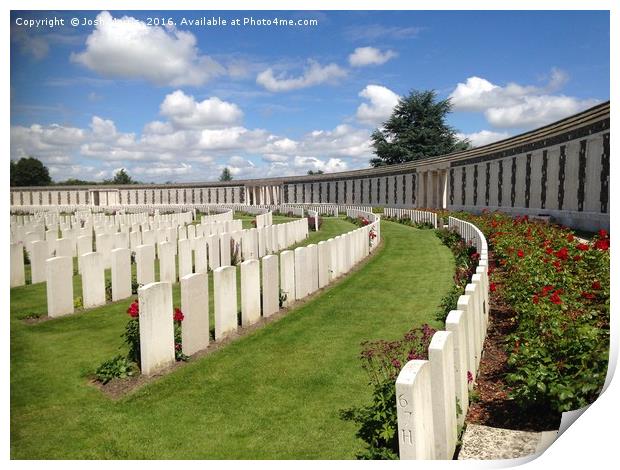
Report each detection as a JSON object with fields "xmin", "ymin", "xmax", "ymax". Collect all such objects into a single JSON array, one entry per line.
[{"xmin": 10, "ymin": 10, "xmax": 609, "ymax": 183}]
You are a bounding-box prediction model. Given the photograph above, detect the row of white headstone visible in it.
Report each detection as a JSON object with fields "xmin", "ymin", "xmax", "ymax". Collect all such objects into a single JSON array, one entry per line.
[
  {"xmin": 395, "ymin": 217, "xmax": 489, "ymax": 460},
  {"xmin": 383, "ymin": 207, "xmax": 439, "ymax": 228},
  {"xmin": 10, "ymin": 215, "xmax": 310, "ymax": 321},
  {"xmin": 136, "ymin": 215, "xmax": 381, "ymax": 376}
]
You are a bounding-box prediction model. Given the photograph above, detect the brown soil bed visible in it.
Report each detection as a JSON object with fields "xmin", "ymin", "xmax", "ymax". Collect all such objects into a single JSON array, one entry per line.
[{"xmin": 465, "ymin": 252, "xmax": 561, "ymax": 432}]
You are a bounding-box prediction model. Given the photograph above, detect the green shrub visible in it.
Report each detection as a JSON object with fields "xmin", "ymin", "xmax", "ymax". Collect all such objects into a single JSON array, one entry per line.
[{"xmin": 95, "ymin": 355, "xmax": 135, "ymax": 384}]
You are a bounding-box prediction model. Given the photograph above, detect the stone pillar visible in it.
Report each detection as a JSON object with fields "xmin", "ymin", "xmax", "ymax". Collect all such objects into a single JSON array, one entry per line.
[
  {"xmin": 181, "ymin": 272, "xmax": 210, "ymax": 356},
  {"xmin": 136, "ymin": 244, "xmax": 155, "ymax": 285},
  {"xmin": 279, "ymin": 250, "xmax": 295, "ymax": 307},
  {"xmin": 10, "ymin": 243, "xmax": 25, "ymax": 287},
  {"xmin": 429, "ymin": 331, "xmax": 457, "ymax": 459},
  {"xmin": 111, "ymin": 248, "xmax": 132, "ymax": 301},
  {"xmin": 178, "ymin": 239, "xmax": 193, "ymax": 279},
  {"xmin": 262, "ymin": 255, "xmax": 279, "ymax": 317},
  {"xmin": 138, "ymin": 282, "xmax": 175, "ymax": 376},
  {"xmin": 81, "ymin": 252, "xmax": 105, "ymax": 308},
  {"xmin": 46, "ymin": 256, "xmax": 74, "ymax": 318},
  {"xmin": 158, "ymin": 241, "xmax": 177, "ymax": 284},
  {"xmin": 30, "ymin": 240, "xmax": 49, "ymax": 284},
  {"xmin": 213, "ymin": 265, "xmax": 238, "ymax": 340},
  {"xmin": 395, "ymin": 360, "xmax": 435, "ymax": 459},
  {"xmin": 241, "ymin": 259, "xmax": 261, "ymax": 326}
]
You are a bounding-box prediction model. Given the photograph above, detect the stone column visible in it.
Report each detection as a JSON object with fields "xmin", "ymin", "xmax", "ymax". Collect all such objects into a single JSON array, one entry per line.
[
  {"xmin": 181, "ymin": 272, "xmax": 210, "ymax": 356},
  {"xmin": 111, "ymin": 248, "xmax": 132, "ymax": 301},
  {"xmin": 46, "ymin": 256, "xmax": 74, "ymax": 318},
  {"xmin": 214, "ymin": 265, "xmax": 238, "ymax": 340},
  {"xmin": 241, "ymin": 259, "xmax": 261, "ymax": 326},
  {"xmin": 138, "ymin": 282, "xmax": 175, "ymax": 376},
  {"xmin": 262, "ymin": 255, "xmax": 279, "ymax": 317}
]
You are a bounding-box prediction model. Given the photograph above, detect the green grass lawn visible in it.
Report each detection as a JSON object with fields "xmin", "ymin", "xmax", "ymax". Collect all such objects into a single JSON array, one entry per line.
[{"xmin": 10, "ymin": 220, "xmax": 455, "ymax": 459}]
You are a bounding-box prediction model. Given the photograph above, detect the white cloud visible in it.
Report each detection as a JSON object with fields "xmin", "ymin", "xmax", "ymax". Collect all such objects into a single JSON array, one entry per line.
[
  {"xmin": 356, "ymin": 85, "xmax": 400, "ymax": 126},
  {"xmin": 293, "ymin": 156, "xmax": 348, "ymax": 173},
  {"xmin": 160, "ymin": 90, "xmax": 243, "ymax": 129},
  {"xmin": 456, "ymin": 130, "xmax": 511, "ymax": 147},
  {"xmin": 71, "ymin": 11, "xmax": 225, "ymax": 86},
  {"xmin": 449, "ymin": 71, "xmax": 599, "ymax": 128},
  {"xmin": 256, "ymin": 60, "xmax": 347, "ymax": 92},
  {"xmin": 348, "ymin": 47, "xmax": 397, "ymax": 67}
]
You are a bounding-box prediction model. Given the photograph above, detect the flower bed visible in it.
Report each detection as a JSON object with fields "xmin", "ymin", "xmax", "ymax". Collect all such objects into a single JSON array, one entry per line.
[{"xmin": 458, "ymin": 211, "xmax": 609, "ymax": 412}]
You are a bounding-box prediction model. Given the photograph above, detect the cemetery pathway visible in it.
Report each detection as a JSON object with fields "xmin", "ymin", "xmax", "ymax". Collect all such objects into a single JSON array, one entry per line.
[{"xmin": 10, "ymin": 220, "xmax": 454, "ymax": 459}]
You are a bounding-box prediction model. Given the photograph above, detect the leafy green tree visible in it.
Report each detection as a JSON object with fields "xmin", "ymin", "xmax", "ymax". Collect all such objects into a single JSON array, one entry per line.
[
  {"xmin": 104, "ymin": 168, "xmax": 136, "ymax": 185},
  {"xmin": 55, "ymin": 178, "xmax": 98, "ymax": 186},
  {"xmin": 307, "ymin": 170, "xmax": 324, "ymax": 175},
  {"xmin": 219, "ymin": 167, "xmax": 233, "ymax": 181},
  {"xmin": 370, "ymin": 90, "xmax": 470, "ymax": 167},
  {"xmin": 10, "ymin": 157, "xmax": 52, "ymax": 187}
]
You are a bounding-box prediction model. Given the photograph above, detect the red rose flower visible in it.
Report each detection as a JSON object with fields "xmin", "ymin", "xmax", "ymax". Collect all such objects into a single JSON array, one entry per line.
[
  {"xmin": 542, "ymin": 285, "xmax": 555, "ymax": 296},
  {"xmin": 127, "ymin": 300, "xmax": 139, "ymax": 318},
  {"xmin": 533, "ymin": 294, "xmax": 539, "ymax": 304},
  {"xmin": 550, "ymin": 292, "xmax": 562, "ymax": 305},
  {"xmin": 573, "ymin": 255, "xmax": 582, "ymax": 262},
  {"xmin": 581, "ymin": 292, "xmax": 596, "ymax": 300},
  {"xmin": 577, "ymin": 243, "xmax": 589, "ymax": 251},
  {"xmin": 567, "ymin": 234, "xmax": 575, "ymax": 242},
  {"xmin": 391, "ymin": 359, "xmax": 401, "ymax": 369},
  {"xmin": 173, "ymin": 308, "xmax": 184, "ymax": 322},
  {"xmin": 545, "ymin": 247, "xmax": 554, "ymax": 255},
  {"xmin": 599, "ymin": 229, "xmax": 608, "ymax": 239},
  {"xmin": 490, "ymin": 282, "xmax": 497, "ymax": 292},
  {"xmin": 467, "ymin": 371, "xmax": 474, "ymax": 384},
  {"xmin": 517, "ymin": 250, "xmax": 524, "ymax": 258},
  {"xmin": 595, "ymin": 239, "xmax": 610, "ymax": 251},
  {"xmin": 555, "ymin": 247, "xmax": 569, "ymax": 260},
  {"xmin": 592, "ymin": 281, "xmax": 602, "ymax": 290}
]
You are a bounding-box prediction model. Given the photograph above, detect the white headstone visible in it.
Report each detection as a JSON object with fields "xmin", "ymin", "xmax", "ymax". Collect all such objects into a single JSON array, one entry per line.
[
  {"xmin": 30, "ymin": 240, "xmax": 49, "ymax": 284},
  {"xmin": 158, "ymin": 241, "xmax": 177, "ymax": 283},
  {"xmin": 279, "ymin": 250, "xmax": 295, "ymax": 308},
  {"xmin": 135, "ymin": 244, "xmax": 155, "ymax": 285},
  {"xmin": 178, "ymin": 239, "xmax": 193, "ymax": 278},
  {"xmin": 213, "ymin": 265, "xmax": 238, "ymax": 340},
  {"xmin": 46, "ymin": 256, "xmax": 74, "ymax": 318},
  {"xmin": 81, "ymin": 252, "xmax": 105, "ymax": 308},
  {"xmin": 181, "ymin": 272, "xmax": 210, "ymax": 356},
  {"xmin": 262, "ymin": 254, "xmax": 279, "ymax": 317},
  {"xmin": 111, "ymin": 248, "xmax": 132, "ymax": 301},
  {"xmin": 241, "ymin": 259, "xmax": 261, "ymax": 326},
  {"xmin": 138, "ymin": 282, "xmax": 176, "ymax": 376},
  {"xmin": 10, "ymin": 243, "xmax": 26, "ymax": 287}
]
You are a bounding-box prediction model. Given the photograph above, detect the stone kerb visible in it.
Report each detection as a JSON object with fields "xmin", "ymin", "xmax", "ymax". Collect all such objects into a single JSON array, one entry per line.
[
  {"xmin": 46, "ymin": 256, "xmax": 74, "ymax": 318},
  {"xmin": 181, "ymin": 272, "xmax": 210, "ymax": 356},
  {"xmin": 111, "ymin": 248, "xmax": 132, "ymax": 301},
  {"xmin": 81, "ymin": 252, "xmax": 105, "ymax": 308},
  {"xmin": 261, "ymin": 255, "xmax": 279, "ymax": 317},
  {"xmin": 395, "ymin": 360, "xmax": 435, "ymax": 459},
  {"xmin": 241, "ymin": 260, "xmax": 261, "ymax": 326},
  {"xmin": 136, "ymin": 244, "xmax": 155, "ymax": 285},
  {"xmin": 214, "ymin": 265, "xmax": 238, "ymax": 340},
  {"xmin": 428, "ymin": 331, "xmax": 457, "ymax": 460},
  {"xmin": 138, "ymin": 282, "xmax": 176, "ymax": 376},
  {"xmin": 279, "ymin": 250, "xmax": 295, "ymax": 307}
]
